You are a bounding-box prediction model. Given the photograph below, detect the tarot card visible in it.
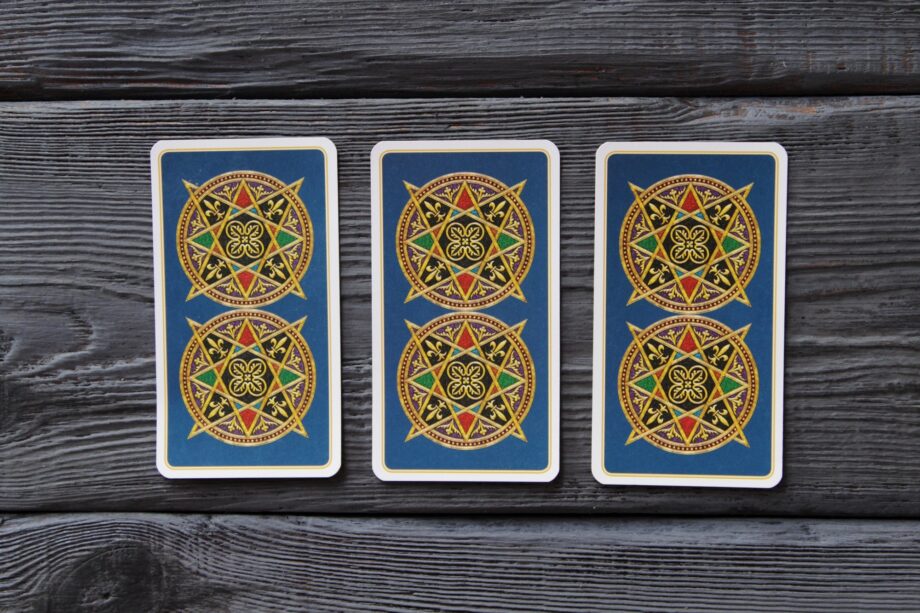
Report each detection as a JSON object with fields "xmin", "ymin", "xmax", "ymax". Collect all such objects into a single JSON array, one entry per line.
[
  {"xmin": 152, "ymin": 138, "xmax": 340, "ymax": 478},
  {"xmin": 592, "ymin": 142, "xmax": 786, "ymax": 488},
  {"xmin": 371, "ymin": 140, "xmax": 560, "ymax": 482}
]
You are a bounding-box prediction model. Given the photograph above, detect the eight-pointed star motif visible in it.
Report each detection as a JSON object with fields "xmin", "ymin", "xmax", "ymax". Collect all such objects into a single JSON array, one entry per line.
[
  {"xmin": 397, "ymin": 173, "xmax": 535, "ymax": 310},
  {"xmin": 620, "ymin": 175, "xmax": 761, "ymax": 312}
]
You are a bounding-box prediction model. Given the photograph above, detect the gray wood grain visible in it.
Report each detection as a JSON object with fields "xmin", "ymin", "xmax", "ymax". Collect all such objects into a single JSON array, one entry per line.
[
  {"xmin": 0, "ymin": 97, "xmax": 919, "ymax": 515},
  {"xmin": 1, "ymin": 1, "xmax": 919, "ymax": 99},
  {"xmin": 2, "ymin": 513, "xmax": 919, "ymax": 612}
]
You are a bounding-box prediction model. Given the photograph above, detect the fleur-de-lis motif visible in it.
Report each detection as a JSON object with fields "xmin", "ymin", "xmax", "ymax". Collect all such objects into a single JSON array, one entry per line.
[
  {"xmin": 485, "ymin": 199, "xmax": 507, "ymax": 222},
  {"xmin": 669, "ymin": 225, "xmax": 710, "ymax": 264},
  {"xmin": 667, "ymin": 364, "xmax": 709, "ymax": 404},
  {"xmin": 485, "ymin": 399, "xmax": 506, "ymax": 421},
  {"xmin": 644, "ymin": 405, "xmax": 668, "ymax": 426},
  {"xmin": 708, "ymin": 343, "xmax": 731, "ymax": 365},
  {"xmin": 263, "ymin": 197, "xmax": 286, "ymax": 220},
  {"xmin": 424, "ymin": 261, "xmax": 446, "ymax": 282},
  {"xmin": 424, "ymin": 339, "xmax": 446, "ymax": 361},
  {"xmin": 205, "ymin": 260, "xmax": 228, "ymax": 281},
  {"xmin": 423, "ymin": 200, "xmax": 446, "ymax": 223},
  {"xmin": 446, "ymin": 361, "xmax": 486, "ymax": 400},
  {"xmin": 266, "ymin": 395, "xmax": 289, "ymax": 417},
  {"xmin": 646, "ymin": 264, "xmax": 668, "ymax": 285},
  {"xmin": 485, "ymin": 339, "xmax": 507, "ymax": 361},
  {"xmin": 710, "ymin": 264, "xmax": 732, "ymax": 286},
  {"xmin": 646, "ymin": 342, "xmax": 668, "ymax": 364},
  {"xmin": 711, "ymin": 203, "xmax": 732, "ymax": 223},
  {"xmin": 207, "ymin": 396, "xmax": 230, "ymax": 419},
  {"xmin": 445, "ymin": 222, "xmax": 485, "ymax": 262},
  {"xmin": 202, "ymin": 199, "xmax": 223, "ymax": 220},
  {"xmin": 268, "ymin": 336, "xmax": 288, "ymax": 358},
  {"xmin": 706, "ymin": 405, "xmax": 731, "ymax": 427},
  {"xmin": 483, "ymin": 260, "xmax": 506, "ymax": 282},
  {"xmin": 264, "ymin": 257, "xmax": 286, "ymax": 279},
  {"xmin": 425, "ymin": 399, "xmax": 448, "ymax": 422},
  {"xmin": 225, "ymin": 220, "xmax": 265, "ymax": 259},
  {"xmin": 205, "ymin": 337, "xmax": 228, "ymax": 359},
  {"xmin": 228, "ymin": 358, "xmax": 267, "ymax": 397},
  {"xmin": 648, "ymin": 201, "xmax": 670, "ymax": 223}
]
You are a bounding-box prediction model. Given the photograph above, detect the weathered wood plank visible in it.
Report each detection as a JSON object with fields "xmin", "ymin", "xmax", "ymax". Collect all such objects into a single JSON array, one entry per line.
[
  {"xmin": 1, "ymin": 1, "xmax": 919, "ymax": 99},
  {"xmin": 0, "ymin": 98, "xmax": 919, "ymax": 515},
  {"xmin": 2, "ymin": 514, "xmax": 919, "ymax": 611}
]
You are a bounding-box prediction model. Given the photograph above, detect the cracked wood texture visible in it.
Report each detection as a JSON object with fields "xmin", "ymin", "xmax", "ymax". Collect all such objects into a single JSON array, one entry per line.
[
  {"xmin": 3, "ymin": 514, "xmax": 920, "ymax": 611},
  {"xmin": 1, "ymin": 1, "xmax": 919, "ymax": 99},
  {"xmin": 0, "ymin": 97, "xmax": 918, "ymax": 516}
]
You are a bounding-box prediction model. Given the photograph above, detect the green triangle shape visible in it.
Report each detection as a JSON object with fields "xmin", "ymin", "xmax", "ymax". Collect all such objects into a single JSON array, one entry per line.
[
  {"xmin": 636, "ymin": 235, "xmax": 657, "ymax": 252},
  {"xmin": 720, "ymin": 377, "xmax": 742, "ymax": 394},
  {"xmin": 194, "ymin": 370, "xmax": 217, "ymax": 386},
  {"xmin": 413, "ymin": 372, "xmax": 435, "ymax": 389},
  {"xmin": 276, "ymin": 230, "xmax": 298, "ymax": 247},
  {"xmin": 635, "ymin": 375, "xmax": 657, "ymax": 392},
  {"xmin": 721, "ymin": 235, "xmax": 745, "ymax": 254},
  {"xmin": 279, "ymin": 368, "xmax": 300, "ymax": 386},
  {"xmin": 498, "ymin": 372, "xmax": 519, "ymax": 389},
  {"xmin": 192, "ymin": 232, "xmax": 214, "ymax": 249},
  {"xmin": 497, "ymin": 232, "xmax": 519, "ymax": 250},
  {"xmin": 412, "ymin": 233, "xmax": 434, "ymax": 250}
]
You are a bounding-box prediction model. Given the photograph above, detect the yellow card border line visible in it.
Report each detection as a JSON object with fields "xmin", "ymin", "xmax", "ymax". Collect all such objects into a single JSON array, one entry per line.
[
  {"xmin": 591, "ymin": 142, "xmax": 787, "ymax": 488},
  {"xmin": 370, "ymin": 140, "xmax": 560, "ymax": 482},
  {"xmin": 152, "ymin": 138, "xmax": 341, "ymax": 478}
]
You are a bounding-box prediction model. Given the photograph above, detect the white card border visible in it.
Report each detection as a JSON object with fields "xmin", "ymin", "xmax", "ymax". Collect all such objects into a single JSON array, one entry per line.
[
  {"xmin": 592, "ymin": 141, "xmax": 786, "ymax": 488},
  {"xmin": 371, "ymin": 140, "xmax": 560, "ymax": 482},
  {"xmin": 152, "ymin": 137, "xmax": 341, "ymax": 479}
]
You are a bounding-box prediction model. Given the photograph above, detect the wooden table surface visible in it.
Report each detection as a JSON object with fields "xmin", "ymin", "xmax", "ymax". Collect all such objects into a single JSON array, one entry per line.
[{"xmin": 1, "ymin": 2, "xmax": 919, "ymax": 611}]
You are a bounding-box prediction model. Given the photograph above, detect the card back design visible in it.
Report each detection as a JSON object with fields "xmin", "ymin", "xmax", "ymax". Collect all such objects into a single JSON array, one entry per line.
[
  {"xmin": 620, "ymin": 175, "xmax": 760, "ymax": 312},
  {"xmin": 618, "ymin": 316, "xmax": 757, "ymax": 454},
  {"xmin": 398, "ymin": 312, "xmax": 535, "ymax": 449},
  {"xmin": 372, "ymin": 141, "xmax": 559, "ymax": 482},
  {"xmin": 153, "ymin": 138, "xmax": 340, "ymax": 478},
  {"xmin": 397, "ymin": 172, "xmax": 534, "ymax": 310},
  {"xmin": 593, "ymin": 142, "xmax": 786, "ymax": 488},
  {"xmin": 180, "ymin": 310, "xmax": 316, "ymax": 446},
  {"xmin": 177, "ymin": 171, "xmax": 313, "ymax": 306}
]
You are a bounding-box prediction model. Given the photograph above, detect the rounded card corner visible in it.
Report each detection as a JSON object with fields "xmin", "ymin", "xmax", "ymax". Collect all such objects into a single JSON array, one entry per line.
[
  {"xmin": 156, "ymin": 453, "xmax": 178, "ymax": 480},
  {"xmin": 761, "ymin": 466, "xmax": 783, "ymax": 489},
  {"xmin": 370, "ymin": 141, "xmax": 393, "ymax": 161},
  {"xmin": 372, "ymin": 456, "xmax": 395, "ymax": 482}
]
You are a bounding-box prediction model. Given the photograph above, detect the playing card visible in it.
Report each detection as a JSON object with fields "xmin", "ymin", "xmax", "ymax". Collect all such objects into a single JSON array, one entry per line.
[
  {"xmin": 593, "ymin": 142, "xmax": 786, "ymax": 487},
  {"xmin": 371, "ymin": 140, "xmax": 560, "ymax": 481},
  {"xmin": 152, "ymin": 138, "xmax": 340, "ymax": 478}
]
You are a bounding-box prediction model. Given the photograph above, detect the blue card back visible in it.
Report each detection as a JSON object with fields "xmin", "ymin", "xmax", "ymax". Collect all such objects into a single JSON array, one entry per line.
[
  {"xmin": 593, "ymin": 142, "xmax": 786, "ymax": 488},
  {"xmin": 152, "ymin": 138, "xmax": 340, "ymax": 478},
  {"xmin": 372, "ymin": 141, "xmax": 559, "ymax": 482}
]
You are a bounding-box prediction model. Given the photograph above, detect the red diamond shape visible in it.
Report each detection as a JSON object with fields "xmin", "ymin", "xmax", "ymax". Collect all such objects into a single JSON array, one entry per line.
[
  {"xmin": 680, "ymin": 276, "xmax": 699, "ymax": 296},
  {"xmin": 235, "ymin": 184, "xmax": 253, "ymax": 206},
  {"xmin": 457, "ymin": 412, "xmax": 475, "ymax": 434},
  {"xmin": 456, "ymin": 328, "xmax": 475, "ymax": 349},
  {"xmin": 455, "ymin": 186, "xmax": 474, "ymax": 210},
  {"xmin": 456, "ymin": 272, "xmax": 474, "ymax": 294},
  {"xmin": 237, "ymin": 270, "xmax": 255, "ymax": 291},
  {"xmin": 679, "ymin": 330, "xmax": 697, "ymax": 353},
  {"xmin": 238, "ymin": 324, "xmax": 256, "ymax": 347},
  {"xmin": 679, "ymin": 416, "xmax": 696, "ymax": 437},
  {"xmin": 239, "ymin": 408, "xmax": 257, "ymax": 430}
]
